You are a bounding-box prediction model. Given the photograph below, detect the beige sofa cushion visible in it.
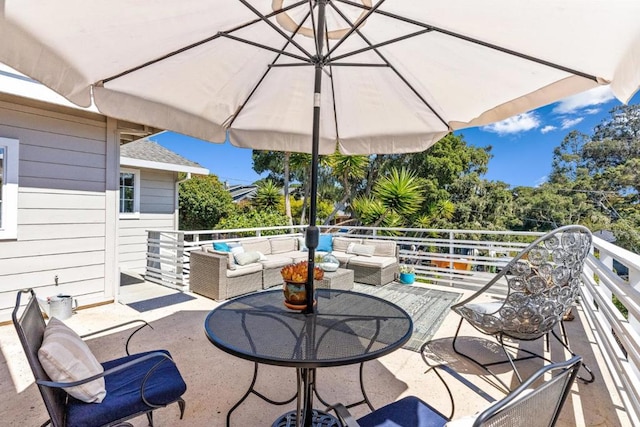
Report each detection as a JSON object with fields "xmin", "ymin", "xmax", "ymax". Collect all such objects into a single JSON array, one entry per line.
[
  {"xmin": 270, "ymin": 237, "xmax": 297, "ymax": 254},
  {"xmin": 347, "ymin": 243, "xmax": 376, "ymax": 257},
  {"xmin": 333, "ymin": 236, "xmax": 361, "ymax": 253},
  {"xmin": 242, "ymin": 238, "xmax": 272, "ymax": 255},
  {"xmin": 331, "ymin": 251, "xmax": 356, "ymax": 265},
  {"xmin": 260, "ymin": 255, "xmax": 294, "ymax": 269},
  {"xmin": 364, "ymin": 239, "xmax": 397, "ymax": 257},
  {"xmin": 348, "ymin": 255, "xmax": 397, "ymax": 268},
  {"xmin": 226, "ymin": 263, "xmax": 262, "ymax": 277}
]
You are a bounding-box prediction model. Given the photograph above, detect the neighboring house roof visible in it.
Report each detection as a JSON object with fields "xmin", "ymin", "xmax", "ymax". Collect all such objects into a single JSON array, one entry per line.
[
  {"xmin": 593, "ymin": 229, "xmax": 616, "ymax": 243},
  {"xmin": 227, "ymin": 184, "xmax": 257, "ymax": 202},
  {"xmin": 120, "ymin": 139, "xmax": 209, "ymax": 175}
]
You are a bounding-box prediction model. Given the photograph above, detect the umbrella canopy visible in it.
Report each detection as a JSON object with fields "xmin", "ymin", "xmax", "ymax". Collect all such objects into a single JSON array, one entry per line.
[
  {"xmin": 2, "ymin": 1, "xmax": 639, "ymax": 319},
  {"xmin": 1, "ymin": 1, "xmax": 639, "ymax": 155}
]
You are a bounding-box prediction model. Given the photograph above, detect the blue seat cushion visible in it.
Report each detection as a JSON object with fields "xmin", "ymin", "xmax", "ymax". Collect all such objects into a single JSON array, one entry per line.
[
  {"xmin": 66, "ymin": 350, "xmax": 186, "ymax": 426},
  {"xmin": 357, "ymin": 396, "xmax": 448, "ymax": 427}
]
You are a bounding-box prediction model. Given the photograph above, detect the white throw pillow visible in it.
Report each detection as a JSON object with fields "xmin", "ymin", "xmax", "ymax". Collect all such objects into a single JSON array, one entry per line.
[
  {"xmin": 234, "ymin": 250, "xmax": 261, "ymax": 266},
  {"xmin": 38, "ymin": 318, "xmax": 106, "ymax": 403},
  {"xmin": 347, "ymin": 243, "xmax": 376, "ymax": 257}
]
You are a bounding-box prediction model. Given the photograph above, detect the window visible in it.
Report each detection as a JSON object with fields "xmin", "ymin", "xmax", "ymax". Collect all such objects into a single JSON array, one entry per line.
[
  {"xmin": 119, "ymin": 168, "xmax": 140, "ymax": 218},
  {"xmin": 0, "ymin": 137, "xmax": 19, "ymax": 240}
]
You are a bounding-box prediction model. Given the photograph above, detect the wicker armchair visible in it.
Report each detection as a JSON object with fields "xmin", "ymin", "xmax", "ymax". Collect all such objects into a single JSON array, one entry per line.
[{"xmin": 451, "ymin": 225, "xmax": 594, "ymax": 387}]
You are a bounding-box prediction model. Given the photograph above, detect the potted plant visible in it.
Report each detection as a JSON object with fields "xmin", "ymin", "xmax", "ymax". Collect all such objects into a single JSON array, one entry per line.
[
  {"xmin": 281, "ymin": 261, "xmax": 324, "ymax": 309},
  {"xmin": 399, "ymin": 265, "xmax": 416, "ymax": 284}
]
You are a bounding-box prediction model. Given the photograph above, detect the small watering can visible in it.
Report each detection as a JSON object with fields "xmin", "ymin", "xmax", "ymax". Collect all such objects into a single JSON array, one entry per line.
[{"xmin": 38, "ymin": 295, "xmax": 78, "ymax": 320}]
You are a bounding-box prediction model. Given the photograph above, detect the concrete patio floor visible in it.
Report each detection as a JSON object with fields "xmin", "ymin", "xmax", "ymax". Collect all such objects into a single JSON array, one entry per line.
[{"xmin": 0, "ymin": 278, "xmax": 632, "ymax": 426}]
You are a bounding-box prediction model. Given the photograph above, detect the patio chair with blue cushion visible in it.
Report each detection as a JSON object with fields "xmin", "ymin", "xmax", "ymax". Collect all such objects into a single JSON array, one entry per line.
[
  {"xmin": 12, "ymin": 288, "xmax": 187, "ymax": 427},
  {"xmin": 328, "ymin": 355, "xmax": 581, "ymax": 427},
  {"xmin": 450, "ymin": 225, "xmax": 594, "ymax": 388}
]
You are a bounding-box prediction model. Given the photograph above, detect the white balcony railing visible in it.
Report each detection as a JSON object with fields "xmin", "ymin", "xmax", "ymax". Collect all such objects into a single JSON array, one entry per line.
[{"xmin": 145, "ymin": 225, "xmax": 640, "ymax": 424}]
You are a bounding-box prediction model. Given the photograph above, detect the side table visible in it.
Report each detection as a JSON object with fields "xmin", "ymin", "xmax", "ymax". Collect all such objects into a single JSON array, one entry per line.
[{"xmin": 316, "ymin": 268, "xmax": 354, "ymax": 291}]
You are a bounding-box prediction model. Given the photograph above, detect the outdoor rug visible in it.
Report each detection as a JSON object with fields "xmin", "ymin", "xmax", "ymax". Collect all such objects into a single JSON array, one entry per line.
[
  {"xmin": 354, "ymin": 283, "xmax": 462, "ymax": 352},
  {"xmin": 126, "ymin": 292, "xmax": 196, "ymax": 312}
]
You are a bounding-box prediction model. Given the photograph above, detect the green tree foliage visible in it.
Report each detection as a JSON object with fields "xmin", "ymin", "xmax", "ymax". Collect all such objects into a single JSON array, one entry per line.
[
  {"xmin": 253, "ymin": 179, "xmax": 281, "ymax": 211},
  {"xmin": 543, "ymin": 104, "xmax": 640, "ymax": 249},
  {"xmin": 352, "ymin": 168, "xmax": 425, "ymax": 227},
  {"xmin": 324, "ymin": 152, "xmax": 369, "ymax": 224},
  {"xmin": 178, "ymin": 175, "xmax": 235, "ymax": 230},
  {"xmin": 217, "ymin": 210, "xmax": 290, "ymax": 236}
]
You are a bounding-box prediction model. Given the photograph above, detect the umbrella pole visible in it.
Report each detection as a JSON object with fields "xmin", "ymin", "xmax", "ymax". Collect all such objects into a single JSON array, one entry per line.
[{"xmin": 304, "ymin": 0, "xmax": 327, "ymax": 316}]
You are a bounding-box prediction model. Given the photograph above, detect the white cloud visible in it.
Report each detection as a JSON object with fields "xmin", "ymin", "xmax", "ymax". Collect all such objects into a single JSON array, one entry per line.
[
  {"xmin": 540, "ymin": 125, "xmax": 557, "ymax": 134},
  {"xmin": 561, "ymin": 117, "xmax": 584, "ymax": 129},
  {"xmin": 534, "ymin": 176, "xmax": 548, "ymax": 187},
  {"xmin": 481, "ymin": 112, "xmax": 540, "ymax": 135},
  {"xmin": 584, "ymin": 108, "xmax": 601, "ymax": 115},
  {"xmin": 552, "ymin": 86, "xmax": 615, "ymax": 114}
]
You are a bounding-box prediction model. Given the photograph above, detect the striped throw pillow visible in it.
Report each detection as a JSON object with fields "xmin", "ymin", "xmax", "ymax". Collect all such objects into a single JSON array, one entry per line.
[{"xmin": 38, "ymin": 318, "xmax": 106, "ymax": 403}]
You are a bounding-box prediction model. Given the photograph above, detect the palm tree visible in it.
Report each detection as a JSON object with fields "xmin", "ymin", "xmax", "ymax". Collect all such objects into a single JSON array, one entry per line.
[
  {"xmin": 324, "ymin": 152, "xmax": 369, "ymax": 225},
  {"xmin": 254, "ymin": 180, "xmax": 281, "ymax": 211},
  {"xmin": 372, "ymin": 167, "xmax": 425, "ymax": 224}
]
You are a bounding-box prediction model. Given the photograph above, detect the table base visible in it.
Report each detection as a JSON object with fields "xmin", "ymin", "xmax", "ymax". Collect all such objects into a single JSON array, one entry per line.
[{"xmin": 272, "ymin": 410, "xmax": 341, "ymax": 427}]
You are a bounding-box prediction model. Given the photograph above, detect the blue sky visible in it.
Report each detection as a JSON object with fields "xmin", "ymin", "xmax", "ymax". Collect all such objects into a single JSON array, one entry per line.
[{"xmin": 153, "ymin": 86, "xmax": 640, "ymax": 188}]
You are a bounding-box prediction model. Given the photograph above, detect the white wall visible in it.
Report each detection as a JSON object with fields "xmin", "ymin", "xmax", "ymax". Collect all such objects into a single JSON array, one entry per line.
[
  {"xmin": 0, "ymin": 94, "xmax": 116, "ymax": 321},
  {"xmin": 118, "ymin": 169, "xmax": 177, "ymax": 273}
]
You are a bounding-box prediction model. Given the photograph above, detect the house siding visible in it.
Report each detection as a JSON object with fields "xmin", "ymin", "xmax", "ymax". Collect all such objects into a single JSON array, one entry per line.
[
  {"xmin": 0, "ymin": 96, "xmax": 114, "ymax": 321},
  {"xmin": 118, "ymin": 170, "xmax": 177, "ymax": 273}
]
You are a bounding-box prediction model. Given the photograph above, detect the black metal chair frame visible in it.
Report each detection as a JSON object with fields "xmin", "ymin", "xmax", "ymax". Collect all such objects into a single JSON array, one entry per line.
[
  {"xmin": 327, "ymin": 356, "xmax": 582, "ymax": 427},
  {"xmin": 12, "ymin": 288, "xmax": 186, "ymax": 427},
  {"xmin": 450, "ymin": 225, "xmax": 594, "ymax": 391}
]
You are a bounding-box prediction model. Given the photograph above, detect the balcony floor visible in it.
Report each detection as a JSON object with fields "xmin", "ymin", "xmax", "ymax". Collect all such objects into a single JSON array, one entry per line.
[{"xmin": 0, "ymin": 278, "xmax": 632, "ymax": 426}]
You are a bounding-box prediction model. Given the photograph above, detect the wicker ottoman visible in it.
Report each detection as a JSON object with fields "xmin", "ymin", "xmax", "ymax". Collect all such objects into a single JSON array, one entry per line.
[{"xmin": 316, "ymin": 268, "xmax": 354, "ymax": 291}]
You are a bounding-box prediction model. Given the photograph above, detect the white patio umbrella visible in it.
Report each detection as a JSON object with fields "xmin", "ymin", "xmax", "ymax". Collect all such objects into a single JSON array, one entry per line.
[{"xmin": 2, "ymin": 1, "xmax": 639, "ymax": 314}]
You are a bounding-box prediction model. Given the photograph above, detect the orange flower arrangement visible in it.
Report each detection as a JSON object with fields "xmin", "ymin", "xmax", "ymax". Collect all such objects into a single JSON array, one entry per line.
[{"xmin": 281, "ymin": 261, "xmax": 324, "ymax": 283}]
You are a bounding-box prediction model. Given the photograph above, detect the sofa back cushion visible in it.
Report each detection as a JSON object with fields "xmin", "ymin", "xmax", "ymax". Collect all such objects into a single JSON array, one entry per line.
[
  {"xmin": 205, "ymin": 248, "xmax": 236, "ymax": 270},
  {"xmin": 347, "ymin": 243, "xmax": 376, "ymax": 257},
  {"xmin": 364, "ymin": 239, "xmax": 397, "ymax": 257},
  {"xmin": 270, "ymin": 237, "xmax": 297, "ymax": 254},
  {"xmin": 332, "ymin": 236, "xmax": 361, "ymax": 252},
  {"xmin": 242, "ymin": 238, "xmax": 271, "ymax": 255}
]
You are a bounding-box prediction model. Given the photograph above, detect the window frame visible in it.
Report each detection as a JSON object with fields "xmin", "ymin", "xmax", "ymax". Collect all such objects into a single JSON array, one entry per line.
[
  {"xmin": 0, "ymin": 137, "xmax": 19, "ymax": 240},
  {"xmin": 119, "ymin": 168, "xmax": 140, "ymax": 219}
]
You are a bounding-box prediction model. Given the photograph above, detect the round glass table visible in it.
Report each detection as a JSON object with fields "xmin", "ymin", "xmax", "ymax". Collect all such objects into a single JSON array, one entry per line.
[{"xmin": 204, "ymin": 288, "xmax": 413, "ymax": 427}]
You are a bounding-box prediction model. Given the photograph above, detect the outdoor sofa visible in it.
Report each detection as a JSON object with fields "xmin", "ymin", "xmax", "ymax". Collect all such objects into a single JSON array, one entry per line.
[{"xmin": 189, "ymin": 234, "xmax": 399, "ymax": 301}]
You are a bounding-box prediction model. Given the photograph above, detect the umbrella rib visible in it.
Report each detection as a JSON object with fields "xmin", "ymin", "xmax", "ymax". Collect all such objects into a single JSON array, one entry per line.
[
  {"xmin": 238, "ymin": 0, "xmax": 315, "ymax": 60},
  {"xmin": 335, "ymin": 0, "xmax": 600, "ymax": 82},
  {"xmin": 328, "ymin": 1, "xmax": 449, "ymax": 129},
  {"xmin": 100, "ymin": 0, "xmax": 309, "ymax": 84},
  {"xmin": 307, "ymin": 0, "xmax": 321, "ymax": 58},
  {"xmin": 326, "ymin": 0, "xmax": 388, "ymax": 58},
  {"xmin": 227, "ymin": 7, "xmax": 316, "ymax": 128},
  {"xmin": 323, "ymin": 22, "xmax": 341, "ymax": 148},
  {"xmin": 329, "ymin": 28, "xmax": 433, "ymax": 63},
  {"xmin": 219, "ymin": 33, "xmax": 311, "ymax": 63}
]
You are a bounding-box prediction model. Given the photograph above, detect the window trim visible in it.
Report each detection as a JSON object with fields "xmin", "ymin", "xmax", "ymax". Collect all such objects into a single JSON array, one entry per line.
[
  {"xmin": 119, "ymin": 168, "xmax": 140, "ymax": 219},
  {"xmin": 0, "ymin": 137, "xmax": 19, "ymax": 240}
]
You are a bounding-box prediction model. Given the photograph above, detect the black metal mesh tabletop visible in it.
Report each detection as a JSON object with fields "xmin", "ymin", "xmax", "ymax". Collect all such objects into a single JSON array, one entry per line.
[{"xmin": 205, "ymin": 289, "xmax": 413, "ymax": 368}]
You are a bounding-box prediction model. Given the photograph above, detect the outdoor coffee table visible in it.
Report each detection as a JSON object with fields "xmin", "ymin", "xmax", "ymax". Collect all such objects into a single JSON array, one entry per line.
[
  {"xmin": 315, "ymin": 268, "xmax": 354, "ymax": 291},
  {"xmin": 204, "ymin": 289, "xmax": 412, "ymax": 427}
]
